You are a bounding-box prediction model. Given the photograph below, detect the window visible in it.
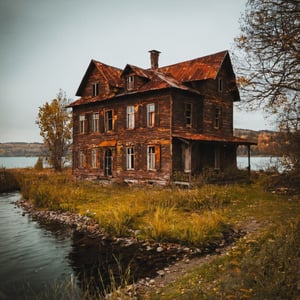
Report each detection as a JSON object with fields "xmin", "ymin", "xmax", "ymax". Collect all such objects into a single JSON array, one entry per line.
[
  {"xmin": 147, "ymin": 103, "xmax": 155, "ymax": 128},
  {"xmin": 104, "ymin": 149, "xmax": 113, "ymax": 176},
  {"xmin": 91, "ymin": 149, "xmax": 97, "ymax": 168},
  {"xmin": 92, "ymin": 112, "xmax": 99, "ymax": 133},
  {"xmin": 92, "ymin": 82, "xmax": 99, "ymax": 97},
  {"xmin": 185, "ymin": 103, "xmax": 192, "ymax": 128},
  {"xmin": 214, "ymin": 147, "xmax": 221, "ymax": 170},
  {"xmin": 218, "ymin": 78, "xmax": 223, "ymax": 93},
  {"xmin": 126, "ymin": 106, "xmax": 135, "ymax": 129},
  {"xmin": 79, "ymin": 115, "xmax": 86, "ymax": 134},
  {"xmin": 126, "ymin": 147, "xmax": 135, "ymax": 170},
  {"xmin": 147, "ymin": 146, "xmax": 156, "ymax": 170},
  {"xmin": 126, "ymin": 76, "xmax": 134, "ymax": 91},
  {"xmin": 214, "ymin": 107, "xmax": 222, "ymax": 129},
  {"xmin": 79, "ymin": 151, "xmax": 85, "ymax": 168},
  {"xmin": 105, "ymin": 110, "xmax": 113, "ymax": 131}
]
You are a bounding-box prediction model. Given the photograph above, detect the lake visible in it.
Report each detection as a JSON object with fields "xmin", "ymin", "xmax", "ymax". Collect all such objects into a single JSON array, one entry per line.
[{"xmin": 0, "ymin": 156, "xmax": 282, "ymax": 171}]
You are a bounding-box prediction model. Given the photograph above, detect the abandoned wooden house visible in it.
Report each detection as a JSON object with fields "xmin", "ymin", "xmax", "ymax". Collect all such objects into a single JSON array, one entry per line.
[{"xmin": 69, "ymin": 50, "xmax": 255, "ymax": 185}]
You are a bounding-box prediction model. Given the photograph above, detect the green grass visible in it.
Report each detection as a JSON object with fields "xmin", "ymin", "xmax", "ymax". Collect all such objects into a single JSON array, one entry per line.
[{"xmin": 12, "ymin": 169, "xmax": 300, "ymax": 299}]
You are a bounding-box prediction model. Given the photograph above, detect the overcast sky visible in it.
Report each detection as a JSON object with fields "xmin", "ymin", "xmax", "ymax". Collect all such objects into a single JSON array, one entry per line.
[{"xmin": 0, "ymin": 0, "xmax": 274, "ymax": 143}]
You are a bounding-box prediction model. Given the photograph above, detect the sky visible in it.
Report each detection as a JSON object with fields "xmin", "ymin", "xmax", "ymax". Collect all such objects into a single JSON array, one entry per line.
[{"xmin": 0, "ymin": 0, "xmax": 274, "ymax": 143}]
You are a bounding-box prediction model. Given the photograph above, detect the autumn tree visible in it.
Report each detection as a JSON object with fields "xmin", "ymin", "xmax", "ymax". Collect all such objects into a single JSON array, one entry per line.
[
  {"xmin": 36, "ymin": 90, "xmax": 72, "ymax": 171},
  {"xmin": 235, "ymin": 0, "xmax": 300, "ymax": 170}
]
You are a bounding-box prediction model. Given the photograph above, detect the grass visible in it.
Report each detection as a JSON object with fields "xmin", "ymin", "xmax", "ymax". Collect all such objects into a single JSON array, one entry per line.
[
  {"xmin": 7, "ymin": 169, "xmax": 300, "ymax": 299},
  {"xmin": 15, "ymin": 170, "xmax": 234, "ymax": 247}
]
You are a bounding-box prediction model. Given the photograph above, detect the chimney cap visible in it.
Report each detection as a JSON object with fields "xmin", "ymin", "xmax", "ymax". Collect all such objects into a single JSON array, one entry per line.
[{"xmin": 148, "ymin": 49, "xmax": 161, "ymax": 54}]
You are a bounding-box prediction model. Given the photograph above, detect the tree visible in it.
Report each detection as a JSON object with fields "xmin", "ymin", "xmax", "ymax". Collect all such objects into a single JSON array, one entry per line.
[
  {"xmin": 36, "ymin": 90, "xmax": 72, "ymax": 171},
  {"xmin": 235, "ymin": 0, "xmax": 300, "ymax": 170}
]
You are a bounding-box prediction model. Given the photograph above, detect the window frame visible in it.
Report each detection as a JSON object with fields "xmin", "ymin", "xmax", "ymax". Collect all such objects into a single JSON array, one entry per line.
[
  {"xmin": 92, "ymin": 82, "xmax": 99, "ymax": 97},
  {"xmin": 79, "ymin": 150, "xmax": 85, "ymax": 168},
  {"xmin": 126, "ymin": 105, "xmax": 135, "ymax": 129},
  {"xmin": 91, "ymin": 148, "xmax": 97, "ymax": 168},
  {"xmin": 79, "ymin": 115, "xmax": 86, "ymax": 134},
  {"xmin": 214, "ymin": 107, "xmax": 222, "ymax": 129},
  {"xmin": 147, "ymin": 145, "xmax": 156, "ymax": 170},
  {"xmin": 185, "ymin": 103, "xmax": 193, "ymax": 128},
  {"xmin": 147, "ymin": 103, "xmax": 155, "ymax": 128},
  {"xmin": 126, "ymin": 75, "xmax": 135, "ymax": 91},
  {"xmin": 105, "ymin": 109, "xmax": 114, "ymax": 132},
  {"xmin": 92, "ymin": 112, "xmax": 99, "ymax": 133},
  {"xmin": 126, "ymin": 147, "xmax": 135, "ymax": 170},
  {"xmin": 217, "ymin": 78, "xmax": 223, "ymax": 93}
]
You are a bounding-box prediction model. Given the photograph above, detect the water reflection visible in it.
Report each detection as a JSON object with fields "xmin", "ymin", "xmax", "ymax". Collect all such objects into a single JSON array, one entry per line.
[{"xmin": 0, "ymin": 193, "xmax": 186, "ymax": 299}]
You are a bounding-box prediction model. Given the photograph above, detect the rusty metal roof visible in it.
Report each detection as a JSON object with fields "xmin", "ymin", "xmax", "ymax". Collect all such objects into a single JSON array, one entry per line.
[
  {"xmin": 70, "ymin": 50, "xmax": 235, "ymax": 107},
  {"xmin": 158, "ymin": 50, "xmax": 228, "ymax": 82},
  {"xmin": 173, "ymin": 133, "xmax": 257, "ymax": 145}
]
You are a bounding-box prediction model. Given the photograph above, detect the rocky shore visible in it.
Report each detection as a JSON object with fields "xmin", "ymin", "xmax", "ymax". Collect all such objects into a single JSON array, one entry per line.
[{"xmin": 16, "ymin": 198, "xmax": 245, "ymax": 297}]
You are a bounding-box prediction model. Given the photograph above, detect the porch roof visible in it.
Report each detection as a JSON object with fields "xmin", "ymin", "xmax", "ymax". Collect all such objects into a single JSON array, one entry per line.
[{"xmin": 172, "ymin": 133, "xmax": 257, "ymax": 145}]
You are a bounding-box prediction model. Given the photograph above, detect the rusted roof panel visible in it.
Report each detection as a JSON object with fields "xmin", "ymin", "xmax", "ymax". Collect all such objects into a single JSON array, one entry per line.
[
  {"xmin": 93, "ymin": 60, "xmax": 123, "ymax": 87},
  {"xmin": 121, "ymin": 64, "xmax": 154, "ymax": 79},
  {"xmin": 173, "ymin": 133, "xmax": 257, "ymax": 145},
  {"xmin": 158, "ymin": 50, "xmax": 228, "ymax": 82}
]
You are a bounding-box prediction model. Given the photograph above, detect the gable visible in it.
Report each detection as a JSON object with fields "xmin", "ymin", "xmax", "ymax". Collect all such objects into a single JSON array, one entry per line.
[{"xmin": 76, "ymin": 60, "xmax": 123, "ymax": 97}]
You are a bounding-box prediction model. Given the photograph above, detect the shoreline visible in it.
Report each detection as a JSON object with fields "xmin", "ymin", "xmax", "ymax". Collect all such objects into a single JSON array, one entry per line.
[{"xmin": 16, "ymin": 197, "xmax": 245, "ymax": 295}]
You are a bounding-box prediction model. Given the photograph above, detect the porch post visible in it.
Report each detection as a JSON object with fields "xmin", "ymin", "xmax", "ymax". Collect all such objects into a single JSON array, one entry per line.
[{"xmin": 247, "ymin": 144, "xmax": 251, "ymax": 178}]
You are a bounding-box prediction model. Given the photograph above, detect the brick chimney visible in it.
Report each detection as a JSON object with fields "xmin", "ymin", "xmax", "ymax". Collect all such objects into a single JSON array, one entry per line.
[{"xmin": 149, "ymin": 50, "xmax": 161, "ymax": 69}]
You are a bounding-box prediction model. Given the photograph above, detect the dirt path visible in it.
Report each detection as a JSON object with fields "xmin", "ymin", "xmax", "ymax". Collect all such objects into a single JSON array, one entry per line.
[{"xmin": 129, "ymin": 219, "xmax": 266, "ymax": 297}]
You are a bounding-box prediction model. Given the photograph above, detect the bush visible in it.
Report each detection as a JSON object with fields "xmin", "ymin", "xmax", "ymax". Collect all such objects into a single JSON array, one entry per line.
[{"xmin": 0, "ymin": 169, "xmax": 20, "ymax": 193}]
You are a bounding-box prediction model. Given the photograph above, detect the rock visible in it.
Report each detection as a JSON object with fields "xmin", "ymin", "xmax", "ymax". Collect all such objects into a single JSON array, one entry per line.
[
  {"xmin": 157, "ymin": 270, "xmax": 165, "ymax": 277},
  {"xmin": 156, "ymin": 246, "xmax": 164, "ymax": 252}
]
